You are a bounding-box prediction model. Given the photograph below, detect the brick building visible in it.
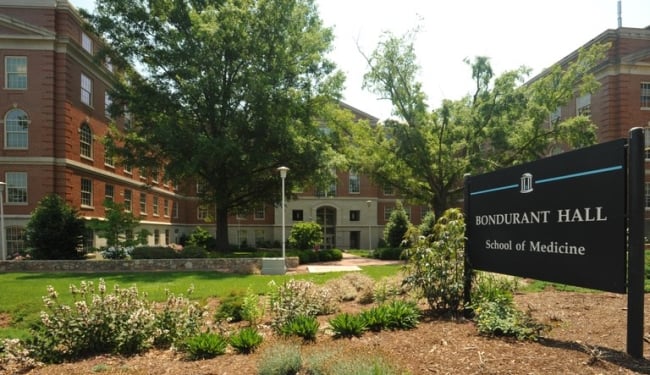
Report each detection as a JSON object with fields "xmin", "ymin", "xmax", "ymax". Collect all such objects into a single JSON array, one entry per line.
[
  {"xmin": 528, "ymin": 25, "xmax": 650, "ymax": 230},
  {"xmin": 0, "ymin": 0, "xmax": 417, "ymax": 257}
]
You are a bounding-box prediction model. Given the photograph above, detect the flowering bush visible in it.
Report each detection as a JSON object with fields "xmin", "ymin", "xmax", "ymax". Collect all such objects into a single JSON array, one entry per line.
[
  {"xmin": 101, "ymin": 246, "xmax": 134, "ymax": 259},
  {"xmin": 267, "ymin": 279, "xmax": 337, "ymax": 331},
  {"xmin": 27, "ymin": 279, "xmax": 204, "ymax": 363}
]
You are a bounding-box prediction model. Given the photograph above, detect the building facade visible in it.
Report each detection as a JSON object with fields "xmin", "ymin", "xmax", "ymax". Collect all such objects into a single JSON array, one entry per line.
[
  {"xmin": 529, "ymin": 26, "xmax": 650, "ymax": 231},
  {"xmin": 0, "ymin": 0, "xmax": 418, "ymax": 257}
]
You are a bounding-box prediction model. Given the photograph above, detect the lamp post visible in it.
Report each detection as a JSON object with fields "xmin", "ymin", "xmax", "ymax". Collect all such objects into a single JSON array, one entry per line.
[
  {"xmin": 0, "ymin": 182, "xmax": 5, "ymax": 261},
  {"xmin": 366, "ymin": 200, "xmax": 372, "ymax": 251},
  {"xmin": 277, "ymin": 166, "xmax": 289, "ymax": 271}
]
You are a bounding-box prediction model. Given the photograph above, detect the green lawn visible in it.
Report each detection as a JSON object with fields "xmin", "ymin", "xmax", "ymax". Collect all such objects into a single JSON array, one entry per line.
[{"xmin": 0, "ymin": 265, "xmax": 402, "ymax": 339}]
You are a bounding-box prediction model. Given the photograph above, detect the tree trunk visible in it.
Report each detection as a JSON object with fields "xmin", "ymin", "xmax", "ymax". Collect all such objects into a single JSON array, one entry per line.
[{"xmin": 215, "ymin": 207, "xmax": 230, "ymax": 251}]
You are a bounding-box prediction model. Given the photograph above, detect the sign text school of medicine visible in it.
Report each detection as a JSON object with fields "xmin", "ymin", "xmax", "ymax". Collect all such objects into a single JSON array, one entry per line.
[{"xmin": 476, "ymin": 206, "xmax": 607, "ymax": 255}]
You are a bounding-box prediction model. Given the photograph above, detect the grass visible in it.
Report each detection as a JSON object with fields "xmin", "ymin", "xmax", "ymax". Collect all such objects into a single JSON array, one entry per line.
[{"xmin": 0, "ymin": 265, "xmax": 402, "ymax": 339}]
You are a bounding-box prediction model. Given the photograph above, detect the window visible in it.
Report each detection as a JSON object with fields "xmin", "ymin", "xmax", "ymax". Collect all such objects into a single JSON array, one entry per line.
[
  {"xmin": 81, "ymin": 178, "xmax": 93, "ymax": 207},
  {"xmin": 151, "ymin": 167, "xmax": 159, "ymax": 184},
  {"xmin": 236, "ymin": 211, "xmax": 247, "ymax": 220},
  {"xmin": 254, "ymin": 230, "xmax": 265, "ymax": 245},
  {"xmin": 349, "ymin": 170, "xmax": 360, "ymax": 193},
  {"xmin": 384, "ymin": 206, "xmax": 394, "ymax": 221},
  {"xmin": 549, "ymin": 107, "xmax": 561, "ymax": 125},
  {"xmin": 105, "ymin": 184, "xmax": 114, "ymax": 202},
  {"xmin": 104, "ymin": 57, "xmax": 113, "ymax": 72},
  {"xmin": 646, "ymin": 183, "xmax": 650, "ymax": 210},
  {"xmin": 164, "ymin": 199, "xmax": 169, "ymax": 217},
  {"xmin": 254, "ymin": 206, "xmax": 265, "ymax": 220},
  {"xmin": 104, "ymin": 91, "xmax": 112, "ymax": 118},
  {"xmin": 5, "ymin": 172, "xmax": 27, "ymax": 203},
  {"xmin": 165, "ymin": 229, "xmax": 170, "ymax": 245},
  {"xmin": 124, "ymin": 189, "xmax": 132, "ymax": 212},
  {"xmin": 82, "ymin": 228, "xmax": 94, "ymax": 253},
  {"xmin": 645, "ymin": 129, "xmax": 650, "ymax": 160},
  {"xmin": 81, "ymin": 73, "xmax": 93, "ymax": 106},
  {"xmin": 123, "ymin": 108, "xmax": 132, "ymax": 130},
  {"xmin": 383, "ymin": 184, "xmax": 395, "ymax": 196},
  {"xmin": 5, "ymin": 56, "xmax": 27, "ymax": 89},
  {"xmin": 198, "ymin": 206, "xmax": 209, "ymax": 220},
  {"xmin": 6, "ymin": 226, "xmax": 26, "ymax": 256},
  {"xmin": 350, "ymin": 210, "xmax": 360, "ymax": 221},
  {"xmin": 139, "ymin": 192, "xmax": 147, "ymax": 214},
  {"xmin": 237, "ymin": 230, "xmax": 247, "ymax": 246},
  {"xmin": 81, "ymin": 32, "xmax": 93, "ymax": 54},
  {"xmin": 123, "ymin": 164, "xmax": 132, "ymax": 174},
  {"xmin": 642, "ymin": 82, "xmax": 650, "ymax": 109},
  {"xmin": 316, "ymin": 182, "xmax": 336, "ymax": 197},
  {"xmin": 140, "ymin": 167, "xmax": 147, "ymax": 180},
  {"xmin": 153, "ymin": 196, "xmax": 159, "ymax": 216},
  {"xmin": 197, "ymin": 180, "xmax": 207, "ymax": 195},
  {"xmin": 172, "ymin": 201, "xmax": 178, "ymax": 218},
  {"xmin": 292, "ymin": 209, "xmax": 303, "ymax": 221},
  {"xmin": 80, "ymin": 123, "xmax": 92, "ymax": 158},
  {"xmin": 104, "ymin": 152, "xmax": 114, "ymax": 167},
  {"xmin": 576, "ymin": 93, "xmax": 591, "ymax": 117},
  {"xmin": 4, "ymin": 109, "xmax": 28, "ymax": 149},
  {"xmin": 154, "ymin": 229, "xmax": 160, "ymax": 245}
]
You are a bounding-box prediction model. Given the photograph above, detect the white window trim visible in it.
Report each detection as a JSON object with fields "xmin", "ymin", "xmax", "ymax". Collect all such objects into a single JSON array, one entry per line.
[
  {"xmin": 81, "ymin": 73, "xmax": 93, "ymax": 106},
  {"xmin": 5, "ymin": 56, "xmax": 27, "ymax": 90}
]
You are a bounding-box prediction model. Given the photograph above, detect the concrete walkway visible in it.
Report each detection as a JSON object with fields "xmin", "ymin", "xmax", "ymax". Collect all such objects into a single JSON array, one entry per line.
[{"xmin": 289, "ymin": 253, "xmax": 404, "ymax": 274}]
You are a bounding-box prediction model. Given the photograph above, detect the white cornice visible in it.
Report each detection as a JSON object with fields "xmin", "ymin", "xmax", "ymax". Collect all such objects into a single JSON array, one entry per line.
[{"xmin": 0, "ymin": 156, "xmax": 180, "ymax": 198}]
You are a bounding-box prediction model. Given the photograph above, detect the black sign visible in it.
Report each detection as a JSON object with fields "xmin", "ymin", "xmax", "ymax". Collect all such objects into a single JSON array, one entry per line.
[{"xmin": 466, "ymin": 139, "xmax": 627, "ymax": 293}]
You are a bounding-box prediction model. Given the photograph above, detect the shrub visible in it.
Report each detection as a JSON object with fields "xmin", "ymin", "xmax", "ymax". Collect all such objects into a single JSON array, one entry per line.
[
  {"xmin": 403, "ymin": 208, "xmax": 466, "ymax": 315},
  {"xmin": 241, "ymin": 288, "xmax": 263, "ymax": 326},
  {"xmin": 372, "ymin": 247, "xmax": 404, "ymax": 260},
  {"xmin": 27, "ymin": 280, "xmax": 203, "ymax": 363},
  {"xmin": 328, "ymin": 355, "xmax": 402, "ymax": 375},
  {"xmin": 267, "ymin": 280, "xmax": 336, "ymax": 330},
  {"xmin": 278, "ymin": 315, "xmax": 320, "ymax": 342},
  {"xmin": 229, "ymin": 327, "xmax": 263, "ymax": 354},
  {"xmin": 419, "ymin": 211, "xmax": 436, "ymax": 237},
  {"xmin": 215, "ymin": 290, "xmax": 245, "ymax": 323},
  {"xmin": 288, "ymin": 222, "xmax": 323, "ymax": 250},
  {"xmin": 383, "ymin": 201, "xmax": 411, "ymax": 248},
  {"xmin": 384, "ymin": 300, "xmax": 420, "ymax": 330},
  {"xmin": 130, "ymin": 246, "xmax": 175, "ymax": 259},
  {"xmin": 101, "ymin": 245, "xmax": 134, "ymax": 260},
  {"xmin": 324, "ymin": 273, "xmax": 374, "ymax": 302},
  {"xmin": 26, "ymin": 194, "xmax": 85, "ymax": 260},
  {"xmin": 181, "ymin": 333, "xmax": 227, "ymax": 360},
  {"xmin": 257, "ymin": 342, "xmax": 302, "ymax": 375},
  {"xmin": 360, "ymin": 305, "xmax": 390, "ymax": 332},
  {"xmin": 473, "ymin": 300, "xmax": 547, "ymax": 340},
  {"xmin": 328, "ymin": 313, "xmax": 366, "ymax": 338},
  {"xmin": 187, "ymin": 227, "xmax": 216, "ymax": 250},
  {"xmin": 179, "ymin": 245, "xmax": 208, "ymax": 258},
  {"xmin": 151, "ymin": 287, "xmax": 204, "ymax": 348}
]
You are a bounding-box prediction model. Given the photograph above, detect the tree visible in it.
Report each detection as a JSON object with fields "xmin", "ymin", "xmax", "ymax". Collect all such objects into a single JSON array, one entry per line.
[
  {"xmin": 288, "ymin": 221, "xmax": 323, "ymax": 250},
  {"xmin": 26, "ymin": 194, "xmax": 85, "ymax": 260},
  {"xmin": 84, "ymin": 0, "xmax": 344, "ymax": 250},
  {"xmin": 87, "ymin": 200, "xmax": 149, "ymax": 251},
  {"xmin": 383, "ymin": 201, "xmax": 411, "ymax": 248},
  {"xmin": 341, "ymin": 30, "xmax": 608, "ymax": 217}
]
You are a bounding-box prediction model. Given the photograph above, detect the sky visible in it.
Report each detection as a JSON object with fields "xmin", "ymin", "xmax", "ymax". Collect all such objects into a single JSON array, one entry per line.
[{"xmin": 70, "ymin": 0, "xmax": 650, "ymax": 120}]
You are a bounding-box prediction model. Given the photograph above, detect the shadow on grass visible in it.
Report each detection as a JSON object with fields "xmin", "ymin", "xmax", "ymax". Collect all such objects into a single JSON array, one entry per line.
[
  {"xmin": 538, "ymin": 337, "xmax": 650, "ymax": 374},
  {"xmin": 13, "ymin": 271, "xmax": 252, "ymax": 282}
]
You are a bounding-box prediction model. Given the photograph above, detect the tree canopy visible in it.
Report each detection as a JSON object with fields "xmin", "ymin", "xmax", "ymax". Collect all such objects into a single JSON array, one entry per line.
[
  {"xmin": 84, "ymin": 0, "xmax": 344, "ymax": 249},
  {"xmin": 337, "ymin": 30, "xmax": 608, "ymax": 217}
]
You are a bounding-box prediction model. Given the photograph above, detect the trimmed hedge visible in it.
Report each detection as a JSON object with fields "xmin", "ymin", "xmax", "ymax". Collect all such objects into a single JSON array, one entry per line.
[
  {"xmin": 372, "ymin": 247, "xmax": 405, "ymax": 260},
  {"xmin": 130, "ymin": 246, "xmax": 207, "ymax": 259},
  {"xmin": 296, "ymin": 248, "xmax": 343, "ymax": 264}
]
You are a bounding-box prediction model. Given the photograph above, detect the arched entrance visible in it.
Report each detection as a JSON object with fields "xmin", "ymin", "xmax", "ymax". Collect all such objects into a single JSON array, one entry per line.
[{"xmin": 316, "ymin": 206, "xmax": 336, "ymax": 249}]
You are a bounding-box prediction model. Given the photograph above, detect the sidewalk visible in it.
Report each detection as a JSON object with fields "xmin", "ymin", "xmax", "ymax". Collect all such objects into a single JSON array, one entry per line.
[{"xmin": 289, "ymin": 253, "xmax": 404, "ymax": 274}]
